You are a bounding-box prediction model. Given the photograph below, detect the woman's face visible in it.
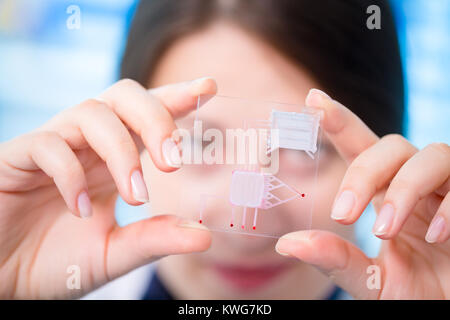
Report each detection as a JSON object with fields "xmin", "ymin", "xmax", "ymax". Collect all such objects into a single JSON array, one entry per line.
[{"xmin": 146, "ymin": 21, "xmax": 351, "ymax": 299}]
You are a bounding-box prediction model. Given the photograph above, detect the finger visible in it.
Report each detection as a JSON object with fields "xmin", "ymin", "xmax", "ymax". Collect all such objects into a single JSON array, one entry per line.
[
  {"xmin": 44, "ymin": 99, "xmax": 149, "ymax": 205},
  {"xmin": 305, "ymin": 88, "xmax": 379, "ymax": 163},
  {"xmin": 426, "ymin": 191, "xmax": 450, "ymax": 243},
  {"xmin": 435, "ymin": 177, "xmax": 450, "ymax": 198},
  {"xmin": 105, "ymin": 215, "xmax": 211, "ymax": 281},
  {"xmin": 275, "ymin": 230, "xmax": 379, "ymax": 299},
  {"xmin": 99, "ymin": 77, "xmax": 217, "ymax": 171},
  {"xmin": 149, "ymin": 76, "xmax": 217, "ymax": 117},
  {"xmin": 0, "ymin": 131, "xmax": 92, "ymax": 218},
  {"xmin": 331, "ymin": 134, "xmax": 417, "ymax": 224},
  {"xmin": 377, "ymin": 143, "xmax": 450, "ymax": 239}
]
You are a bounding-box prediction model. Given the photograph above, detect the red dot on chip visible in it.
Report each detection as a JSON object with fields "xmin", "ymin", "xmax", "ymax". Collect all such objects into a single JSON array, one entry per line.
[
  {"xmin": 252, "ymin": 226, "xmax": 256, "ymax": 230},
  {"xmin": 230, "ymin": 223, "xmax": 234, "ymax": 227},
  {"xmin": 199, "ymin": 220, "xmax": 202, "ymax": 224},
  {"xmin": 301, "ymin": 193, "xmax": 305, "ymax": 197}
]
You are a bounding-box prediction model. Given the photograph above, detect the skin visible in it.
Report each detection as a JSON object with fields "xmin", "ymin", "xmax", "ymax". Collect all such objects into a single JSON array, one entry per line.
[
  {"xmin": 0, "ymin": 21, "xmax": 449, "ymax": 299},
  {"xmin": 149, "ymin": 22, "xmax": 349, "ymax": 299}
]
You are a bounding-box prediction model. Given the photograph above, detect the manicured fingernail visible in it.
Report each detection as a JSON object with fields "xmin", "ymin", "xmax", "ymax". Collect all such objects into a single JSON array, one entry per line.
[
  {"xmin": 162, "ymin": 137, "xmax": 182, "ymax": 168},
  {"xmin": 77, "ymin": 191, "xmax": 92, "ymax": 219},
  {"xmin": 425, "ymin": 216, "xmax": 445, "ymax": 243},
  {"xmin": 311, "ymin": 88, "xmax": 331, "ymax": 99},
  {"xmin": 177, "ymin": 219, "xmax": 209, "ymax": 231},
  {"xmin": 192, "ymin": 76, "xmax": 214, "ymax": 84},
  {"xmin": 275, "ymin": 243, "xmax": 290, "ymax": 256},
  {"xmin": 331, "ymin": 190, "xmax": 355, "ymax": 220},
  {"xmin": 280, "ymin": 232, "xmax": 303, "ymax": 241},
  {"xmin": 373, "ymin": 203, "xmax": 395, "ymax": 236},
  {"xmin": 275, "ymin": 233, "xmax": 307, "ymax": 256},
  {"xmin": 189, "ymin": 76, "xmax": 217, "ymax": 97},
  {"xmin": 306, "ymin": 88, "xmax": 331, "ymax": 106},
  {"xmin": 131, "ymin": 170, "xmax": 149, "ymax": 203}
]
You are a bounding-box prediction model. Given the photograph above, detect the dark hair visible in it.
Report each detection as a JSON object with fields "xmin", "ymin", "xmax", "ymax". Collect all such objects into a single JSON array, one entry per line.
[{"xmin": 121, "ymin": 0, "xmax": 405, "ymax": 136}]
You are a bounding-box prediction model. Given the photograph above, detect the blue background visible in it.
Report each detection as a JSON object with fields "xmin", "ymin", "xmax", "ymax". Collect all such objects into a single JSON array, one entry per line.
[{"xmin": 0, "ymin": 0, "xmax": 449, "ymax": 256}]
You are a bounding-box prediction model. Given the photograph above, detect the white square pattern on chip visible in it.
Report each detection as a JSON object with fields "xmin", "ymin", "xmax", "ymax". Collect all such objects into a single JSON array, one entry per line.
[
  {"xmin": 269, "ymin": 109, "xmax": 320, "ymax": 158},
  {"xmin": 229, "ymin": 171, "xmax": 265, "ymax": 207}
]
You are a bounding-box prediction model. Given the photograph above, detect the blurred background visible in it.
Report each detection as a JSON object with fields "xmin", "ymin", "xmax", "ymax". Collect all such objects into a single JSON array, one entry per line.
[{"xmin": 0, "ymin": 0, "xmax": 449, "ymax": 280}]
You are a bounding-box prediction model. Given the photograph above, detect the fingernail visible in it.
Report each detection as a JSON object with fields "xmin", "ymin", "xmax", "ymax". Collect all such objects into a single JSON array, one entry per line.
[
  {"xmin": 162, "ymin": 137, "xmax": 182, "ymax": 168},
  {"xmin": 78, "ymin": 191, "xmax": 92, "ymax": 219},
  {"xmin": 331, "ymin": 190, "xmax": 355, "ymax": 220},
  {"xmin": 190, "ymin": 76, "xmax": 217, "ymax": 97},
  {"xmin": 311, "ymin": 88, "xmax": 331, "ymax": 99},
  {"xmin": 275, "ymin": 233, "xmax": 307, "ymax": 256},
  {"xmin": 306, "ymin": 88, "xmax": 331, "ymax": 106},
  {"xmin": 425, "ymin": 215, "xmax": 445, "ymax": 243},
  {"xmin": 131, "ymin": 170, "xmax": 149, "ymax": 203},
  {"xmin": 280, "ymin": 232, "xmax": 303, "ymax": 241},
  {"xmin": 177, "ymin": 219, "xmax": 209, "ymax": 231},
  {"xmin": 275, "ymin": 242, "xmax": 290, "ymax": 256},
  {"xmin": 192, "ymin": 76, "xmax": 214, "ymax": 84},
  {"xmin": 372, "ymin": 203, "xmax": 395, "ymax": 236}
]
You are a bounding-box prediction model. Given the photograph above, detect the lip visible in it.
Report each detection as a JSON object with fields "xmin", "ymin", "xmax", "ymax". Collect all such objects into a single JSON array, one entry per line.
[{"xmin": 211, "ymin": 262, "xmax": 292, "ymax": 292}]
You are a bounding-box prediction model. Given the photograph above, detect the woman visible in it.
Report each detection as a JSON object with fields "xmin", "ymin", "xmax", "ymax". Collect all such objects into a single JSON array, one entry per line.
[{"xmin": 0, "ymin": 0, "xmax": 448, "ymax": 299}]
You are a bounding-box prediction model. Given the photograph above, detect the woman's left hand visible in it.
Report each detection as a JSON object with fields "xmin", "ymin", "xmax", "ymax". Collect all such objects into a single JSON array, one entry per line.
[{"xmin": 275, "ymin": 89, "xmax": 450, "ymax": 299}]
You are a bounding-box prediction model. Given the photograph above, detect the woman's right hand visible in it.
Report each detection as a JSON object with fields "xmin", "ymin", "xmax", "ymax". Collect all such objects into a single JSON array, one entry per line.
[{"xmin": 0, "ymin": 77, "xmax": 216, "ymax": 299}]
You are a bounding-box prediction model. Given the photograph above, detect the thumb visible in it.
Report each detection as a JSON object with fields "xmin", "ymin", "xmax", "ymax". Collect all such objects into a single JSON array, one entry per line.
[
  {"xmin": 149, "ymin": 76, "xmax": 217, "ymax": 118},
  {"xmin": 275, "ymin": 230, "xmax": 381, "ymax": 299},
  {"xmin": 105, "ymin": 214, "xmax": 211, "ymax": 281}
]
